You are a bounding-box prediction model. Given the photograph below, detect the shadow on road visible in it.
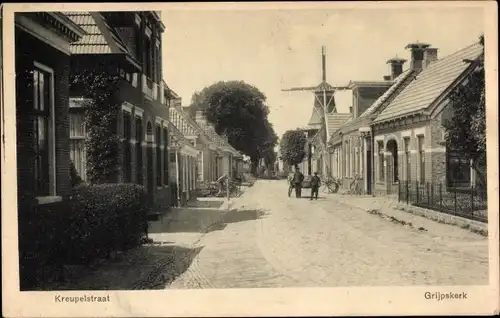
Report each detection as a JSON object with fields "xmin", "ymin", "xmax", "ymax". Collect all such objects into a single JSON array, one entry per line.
[
  {"xmin": 148, "ymin": 205, "xmax": 266, "ymax": 235},
  {"xmin": 39, "ymin": 244, "xmax": 204, "ymax": 291},
  {"xmin": 206, "ymin": 209, "xmax": 267, "ymax": 232}
]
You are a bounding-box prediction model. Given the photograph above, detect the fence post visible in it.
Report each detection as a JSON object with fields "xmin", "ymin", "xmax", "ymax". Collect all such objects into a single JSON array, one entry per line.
[
  {"xmin": 439, "ymin": 183, "xmax": 443, "ymax": 211},
  {"xmin": 454, "ymin": 189, "xmax": 457, "ymax": 215},
  {"xmin": 470, "ymin": 186, "xmax": 474, "ymax": 215},
  {"xmin": 430, "ymin": 183, "xmax": 434, "ymax": 206},
  {"xmin": 406, "ymin": 180, "xmax": 409, "ymax": 204},
  {"xmin": 416, "ymin": 181, "xmax": 419, "ymax": 203},
  {"xmin": 427, "ymin": 182, "xmax": 430, "ymax": 206},
  {"xmin": 398, "ymin": 182, "xmax": 400, "ymax": 202}
]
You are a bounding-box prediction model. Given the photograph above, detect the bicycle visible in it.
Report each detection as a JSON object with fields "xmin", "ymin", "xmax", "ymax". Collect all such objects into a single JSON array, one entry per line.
[
  {"xmin": 322, "ymin": 176, "xmax": 341, "ymax": 194},
  {"xmin": 348, "ymin": 174, "xmax": 362, "ymax": 195}
]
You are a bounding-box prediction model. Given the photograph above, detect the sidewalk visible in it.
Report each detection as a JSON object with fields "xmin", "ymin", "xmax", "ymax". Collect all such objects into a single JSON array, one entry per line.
[
  {"xmin": 41, "ymin": 196, "xmax": 233, "ymax": 291},
  {"xmin": 326, "ymin": 192, "xmax": 488, "ymax": 237}
]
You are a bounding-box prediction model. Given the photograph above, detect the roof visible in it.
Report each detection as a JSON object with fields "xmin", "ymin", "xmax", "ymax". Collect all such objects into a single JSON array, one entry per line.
[
  {"xmin": 307, "ymin": 106, "xmax": 323, "ymax": 126},
  {"xmin": 374, "ymin": 43, "xmax": 483, "ymax": 123},
  {"xmin": 358, "ymin": 69, "xmax": 414, "ymax": 119},
  {"xmin": 326, "ymin": 113, "xmax": 351, "ymax": 135},
  {"xmin": 64, "ymin": 12, "xmax": 133, "ymax": 55}
]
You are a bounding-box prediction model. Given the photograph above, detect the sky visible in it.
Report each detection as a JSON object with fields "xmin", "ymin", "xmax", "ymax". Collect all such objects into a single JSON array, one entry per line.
[{"xmin": 161, "ymin": 5, "xmax": 484, "ymax": 138}]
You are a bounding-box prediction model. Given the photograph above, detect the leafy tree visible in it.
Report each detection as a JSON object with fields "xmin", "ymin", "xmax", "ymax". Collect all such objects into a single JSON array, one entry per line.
[
  {"xmin": 443, "ymin": 34, "xmax": 486, "ymax": 187},
  {"xmin": 70, "ymin": 63, "xmax": 121, "ymax": 184},
  {"xmin": 190, "ymin": 81, "xmax": 278, "ymax": 171},
  {"xmin": 279, "ymin": 129, "xmax": 307, "ymax": 168}
]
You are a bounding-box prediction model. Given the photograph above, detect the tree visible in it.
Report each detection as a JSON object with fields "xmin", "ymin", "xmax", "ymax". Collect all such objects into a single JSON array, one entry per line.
[
  {"xmin": 443, "ymin": 34, "xmax": 486, "ymax": 187},
  {"xmin": 279, "ymin": 129, "xmax": 307, "ymax": 168},
  {"xmin": 70, "ymin": 63, "xmax": 122, "ymax": 184},
  {"xmin": 190, "ymin": 81, "xmax": 278, "ymax": 171}
]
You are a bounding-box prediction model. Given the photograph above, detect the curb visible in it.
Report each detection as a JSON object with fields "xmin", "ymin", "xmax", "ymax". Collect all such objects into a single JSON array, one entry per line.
[{"xmin": 394, "ymin": 203, "xmax": 488, "ymax": 237}]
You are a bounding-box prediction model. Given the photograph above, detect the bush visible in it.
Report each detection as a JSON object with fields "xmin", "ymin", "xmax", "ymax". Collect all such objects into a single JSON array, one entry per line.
[
  {"xmin": 69, "ymin": 160, "xmax": 83, "ymax": 187},
  {"xmin": 64, "ymin": 183, "xmax": 151, "ymax": 264},
  {"xmin": 18, "ymin": 183, "xmax": 151, "ymax": 289}
]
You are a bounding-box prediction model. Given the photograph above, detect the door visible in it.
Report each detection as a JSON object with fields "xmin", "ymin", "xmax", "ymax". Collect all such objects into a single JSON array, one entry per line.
[{"xmin": 367, "ymin": 149, "xmax": 372, "ymax": 194}]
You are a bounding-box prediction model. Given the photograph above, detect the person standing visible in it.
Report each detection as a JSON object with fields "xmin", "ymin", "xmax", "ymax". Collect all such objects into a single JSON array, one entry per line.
[
  {"xmin": 293, "ymin": 167, "xmax": 304, "ymax": 198},
  {"xmin": 310, "ymin": 172, "xmax": 321, "ymax": 200}
]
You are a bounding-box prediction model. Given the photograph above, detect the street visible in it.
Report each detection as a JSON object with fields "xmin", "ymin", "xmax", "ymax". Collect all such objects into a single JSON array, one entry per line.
[{"xmin": 148, "ymin": 180, "xmax": 489, "ymax": 289}]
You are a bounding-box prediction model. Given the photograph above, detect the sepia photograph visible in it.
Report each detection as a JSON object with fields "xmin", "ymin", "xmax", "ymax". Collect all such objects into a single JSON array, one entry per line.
[{"xmin": 1, "ymin": 1, "xmax": 498, "ymax": 317}]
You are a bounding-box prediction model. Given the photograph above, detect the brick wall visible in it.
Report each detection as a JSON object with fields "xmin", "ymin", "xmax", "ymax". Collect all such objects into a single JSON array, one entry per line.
[
  {"xmin": 357, "ymin": 86, "xmax": 391, "ymax": 118},
  {"xmin": 15, "ymin": 29, "xmax": 72, "ymax": 200},
  {"xmin": 372, "ymin": 118, "xmax": 454, "ymax": 195}
]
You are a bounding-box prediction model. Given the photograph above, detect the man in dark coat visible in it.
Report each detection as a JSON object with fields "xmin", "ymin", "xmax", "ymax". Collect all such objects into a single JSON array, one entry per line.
[
  {"xmin": 310, "ymin": 172, "xmax": 321, "ymax": 200},
  {"xmin": 293, "ymin": 167, "xmax": 305, "ymax": 198}
]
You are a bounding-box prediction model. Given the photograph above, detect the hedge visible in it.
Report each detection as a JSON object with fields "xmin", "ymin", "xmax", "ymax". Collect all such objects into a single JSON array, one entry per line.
[{"xmin": 18, "ymin": 183, "xmax": 151, "ymax": 289}]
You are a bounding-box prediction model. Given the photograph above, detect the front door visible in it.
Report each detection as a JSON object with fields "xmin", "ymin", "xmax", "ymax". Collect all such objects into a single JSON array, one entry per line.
[{"xmin": 366, "ymin": 149, "xmax": 372, "ymax": 194}]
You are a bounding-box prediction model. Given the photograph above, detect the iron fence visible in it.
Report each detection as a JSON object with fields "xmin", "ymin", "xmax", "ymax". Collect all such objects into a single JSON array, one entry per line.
[{"xmin": 398, "ymin": 180, "xmax": 488, "ymax": 223}]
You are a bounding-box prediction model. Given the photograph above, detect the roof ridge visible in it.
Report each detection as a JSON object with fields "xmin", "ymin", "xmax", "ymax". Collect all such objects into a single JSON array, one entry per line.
[{"xmin": 427, "ymin": 42, "xmax": 481, "ymax": 65}]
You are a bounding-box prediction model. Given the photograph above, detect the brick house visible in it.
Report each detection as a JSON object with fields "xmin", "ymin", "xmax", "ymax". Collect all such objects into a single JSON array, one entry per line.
[
  {"xmin": 15, "ymin": 12, "xmax": 85, "ymax": 205},
  {"xmin": 370, "ymin": 42, "xmax": 483, "ymax": 195},
  {"xmin": 327, "ymin": 62, "xmax": 405, "ymax": 193},
  {"xmin": 167, "ymin": 105, "xmax": 199, "ymax": 206},
  {"xmin": 193, "ymin": 110, "xmax": 241, "ymax": 179},
  {"xmin": 64, "ymin": 11, "xmax": 174, "ymax": 210}
]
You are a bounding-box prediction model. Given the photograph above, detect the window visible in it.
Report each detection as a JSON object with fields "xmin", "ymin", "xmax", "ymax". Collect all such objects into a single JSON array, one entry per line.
[
  {"xmin": 156, "ymin": 124, "xmax": 162, "ymax": 186},
  {"xmin": 378, "ymin": 141, "xmax": 384, "ymax": 181},
  {"xmin": 122, "ymin": 112, "xmax": 132, "ymax": 182},
  {"xmin": 70, "ymin": 112, "xmax": 87, "ymax": 181},
  {"xmin": 404, "ymin": 137, "xmax": 410, "ymax": 182},
  {"xmin": 446, "ymin": 150, "xmax": 471, "ymax": 188},
  {"xmin": 342, "ymin": 141, "xmax": 349, "ymax": 177},
  {"xmin": 163, "ymin": 128, "xmax": 169, "ymax": 185},
  {"xmin": 135, "ymin": 116, "xmax": 143, "ymax": 184},
  {"xmin": 144, "ymin": 37, "xmax": 152, "ymax": 78},
  {"xmin": 155, "ymin": 40, "xmax": 161, "ymax": 82},
  {"xmin": 418, "ymin": 135, "xmax": 425, "ymax": 183},
  {"xmin": 32, "ymin": 65, "xmax": 54, "ymax": 196},
  {"xmin": 133, "ymin": 22, "xmax": 141, "ymax": 61}
]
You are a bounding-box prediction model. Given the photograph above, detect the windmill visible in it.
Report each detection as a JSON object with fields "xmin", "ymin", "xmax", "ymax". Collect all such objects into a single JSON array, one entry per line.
[{"xmin": 282, "ymin": 46, "xmax": 350, "ymax": 176}]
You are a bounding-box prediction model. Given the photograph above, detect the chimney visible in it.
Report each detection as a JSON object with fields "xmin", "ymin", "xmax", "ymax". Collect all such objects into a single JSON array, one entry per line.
[
  {"xmin": 349, "ymin": 106, "xmax": 353, "ymax": 113},
  {"xmin": 423, "ymin": 47, "xmax": 438, "ymax": 69},
  {"xmin": 405, "ymin": 42, "xmax": 431, "ymax": 71},
  {"xmin": 386, "ymin": 57, "xmax": 407, "ymax": 80}
]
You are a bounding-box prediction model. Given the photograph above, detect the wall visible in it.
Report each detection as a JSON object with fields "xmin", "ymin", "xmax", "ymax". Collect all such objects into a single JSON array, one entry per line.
[
  {"xmin": 355, "ymin": 86, "xmax": 392, "ymax": 118},
  {"xmin": 372, "ymin": 118, "xmax": 448, "ymax": 195},
  {"xmin": 15, "ymin": 29, "xmax": 72, "ymax": 200}
]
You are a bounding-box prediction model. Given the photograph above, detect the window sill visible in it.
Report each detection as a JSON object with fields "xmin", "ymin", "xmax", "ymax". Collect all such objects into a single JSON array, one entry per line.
[{"xmin": 36, "ymin": 196, "xmax": 63, "ymax": 205}]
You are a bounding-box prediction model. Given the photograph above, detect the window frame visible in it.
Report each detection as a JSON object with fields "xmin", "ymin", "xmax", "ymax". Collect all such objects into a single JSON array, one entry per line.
[
  {"xmin": 404, "ymin": 137, "xmax": 411, "ymax": 182},
  {"xmin": 378, "ymin": 141, "xmax": 385, "ymax": 182},
  {"xmin": 32, "ymin": 61, "xmax": 56, "ymax": 198},
  {"xmin": 417, "ymin": 135, "xmax": 425, "ymax": 183},
  {"xmin": 156, "ymin": 123, "xmax": 162, "ymax": 187},
  {"xmin": 135, "ymin": 115, "xmax": 144, "ymax": 185}
]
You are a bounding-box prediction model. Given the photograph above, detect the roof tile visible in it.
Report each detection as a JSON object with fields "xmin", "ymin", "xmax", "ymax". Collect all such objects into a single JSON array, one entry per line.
[
  {"xmin": 374, "ymin": 43, "xmax": 482, "ymax": 122},
  {"xmin": 63, "ymin": 12, "xmax": 131, "ymax": 56},
  {"xmin": 326, "ymin": 113, "xmax": 351, "ymax": 134}
]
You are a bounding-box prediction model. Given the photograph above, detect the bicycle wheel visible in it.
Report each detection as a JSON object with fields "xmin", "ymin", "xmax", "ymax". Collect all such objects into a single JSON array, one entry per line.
[{"xmin": 328, "ymin": 182, "xmax": 339, "ymax": 193}]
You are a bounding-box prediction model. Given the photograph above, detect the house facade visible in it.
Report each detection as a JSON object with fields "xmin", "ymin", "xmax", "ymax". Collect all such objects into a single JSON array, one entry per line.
[
  {"xmin": 167, "ymin": 104, "xmax": 199, "ymax": 206},
  {"xmin": 193, "ymin": 110, "xmax": 241, "ymax": 180},
  {"xmin": 65, "ymin": 11, "xmax": 174, "ymax": 210},
  {"xmin": 371, "ymin": 42, "xmax": 483, "ymax": 195},
  {"xmin": 327, "ymin": 41, "xmax": 483, "ymax": 196},
  {"xmin": 327, "ymin": 68, "xmax": 399, "ymax": 192},
  {"xmin": 15, "ymin": 12, "xmax": 85, "ymax": 205}
]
